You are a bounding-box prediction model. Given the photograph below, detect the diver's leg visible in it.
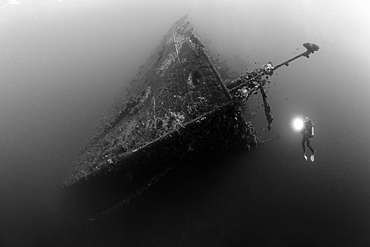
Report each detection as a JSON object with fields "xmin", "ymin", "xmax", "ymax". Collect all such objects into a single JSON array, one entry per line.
[
  {"xmin": 301, "ymin": 137, "xmax": 307, "ymax": 153},
  {"xmin": 307, "ymin": 139, "xmax": 315, "ymax": 154},
  {"xmin": 302, "ymin": 137, "xmax": 308, "ymax": 160},
  {"xmin": 307, "ymin": 139, "xmax": 316, "ymax": 162}
]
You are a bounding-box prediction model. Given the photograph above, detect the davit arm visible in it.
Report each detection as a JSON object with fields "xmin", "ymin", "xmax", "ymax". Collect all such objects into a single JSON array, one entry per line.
[{"xmin": 226, "ymin": 43, "xmax": 320, "ymax": 130}]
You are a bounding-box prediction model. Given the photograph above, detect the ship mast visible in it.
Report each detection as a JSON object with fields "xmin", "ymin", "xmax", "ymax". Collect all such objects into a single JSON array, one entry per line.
[{"xmin": 226, "ymin": 43, "xmax": 319, "ymax": 130}]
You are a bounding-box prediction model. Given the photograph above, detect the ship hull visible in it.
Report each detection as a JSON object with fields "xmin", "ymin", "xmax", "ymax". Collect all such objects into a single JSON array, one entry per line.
[
  {"xmin": 59, "ymin": 102, "xmax": 257, "ymax": 224},
  {"xmin": 59, "ymin": 16, "xmax": 258, "ymax": 223}
]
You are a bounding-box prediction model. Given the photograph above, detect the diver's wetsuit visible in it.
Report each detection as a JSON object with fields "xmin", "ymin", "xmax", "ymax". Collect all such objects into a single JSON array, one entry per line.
[
  {"xmin": 302, "ymin": 135, "xmax": 315, "ymax": 154},
  {"xmin": 301, "ymin": 119, "xmax": 315, "ymax": 154}
]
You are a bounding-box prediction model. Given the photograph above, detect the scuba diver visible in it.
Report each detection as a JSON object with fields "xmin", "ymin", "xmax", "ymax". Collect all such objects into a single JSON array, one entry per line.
[{"xmin": 300, "ymin": 116, "xmax": 316, "ymax": 161}]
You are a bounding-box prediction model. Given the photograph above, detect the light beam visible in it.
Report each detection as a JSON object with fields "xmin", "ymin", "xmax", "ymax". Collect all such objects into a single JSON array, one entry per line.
[{"xmin": 293, "ymin": 118, "xmax": 304, "ymax": 131}]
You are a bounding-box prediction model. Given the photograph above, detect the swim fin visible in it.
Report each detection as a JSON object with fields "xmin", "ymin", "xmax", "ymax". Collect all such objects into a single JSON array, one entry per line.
[{"xmin": 310, "ymin": 154, "xmax": 315, "ymax": 162}]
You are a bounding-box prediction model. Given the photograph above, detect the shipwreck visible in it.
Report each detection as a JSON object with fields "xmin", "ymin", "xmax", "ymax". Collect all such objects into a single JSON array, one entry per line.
[{"xmin": 60, "ymin": 16, "xmax": 319, "ymax": 223}]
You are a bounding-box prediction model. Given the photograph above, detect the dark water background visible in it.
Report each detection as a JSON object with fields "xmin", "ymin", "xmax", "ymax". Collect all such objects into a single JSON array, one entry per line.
[{"xmin": 0, "ymin": 0, "xmax": 369, "ymax": 246}]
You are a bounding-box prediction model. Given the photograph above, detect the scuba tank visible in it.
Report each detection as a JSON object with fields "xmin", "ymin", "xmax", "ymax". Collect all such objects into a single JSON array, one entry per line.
[
  {"xmin": 301, "ymin": 117, "xmax": 314, "ymax": 137},
  {"xmin": 310, "ymin": 125, "xmax": 314, "ymax": 137},
  {"xmin": 307, "ymin": 120, "xmax": 314, "ymax": 137}
]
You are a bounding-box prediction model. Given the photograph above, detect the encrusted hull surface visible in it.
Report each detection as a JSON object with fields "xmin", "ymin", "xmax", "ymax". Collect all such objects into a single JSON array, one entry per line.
[{"xmin": 64, "ymin": 16, "xmax": 257, "ymax": 188}]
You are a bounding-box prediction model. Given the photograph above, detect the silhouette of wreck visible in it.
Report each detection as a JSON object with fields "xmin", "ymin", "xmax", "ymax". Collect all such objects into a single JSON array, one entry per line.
[{"xmin": 61, "ymin": 16, "xmax": 319, "ymax": 222}]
